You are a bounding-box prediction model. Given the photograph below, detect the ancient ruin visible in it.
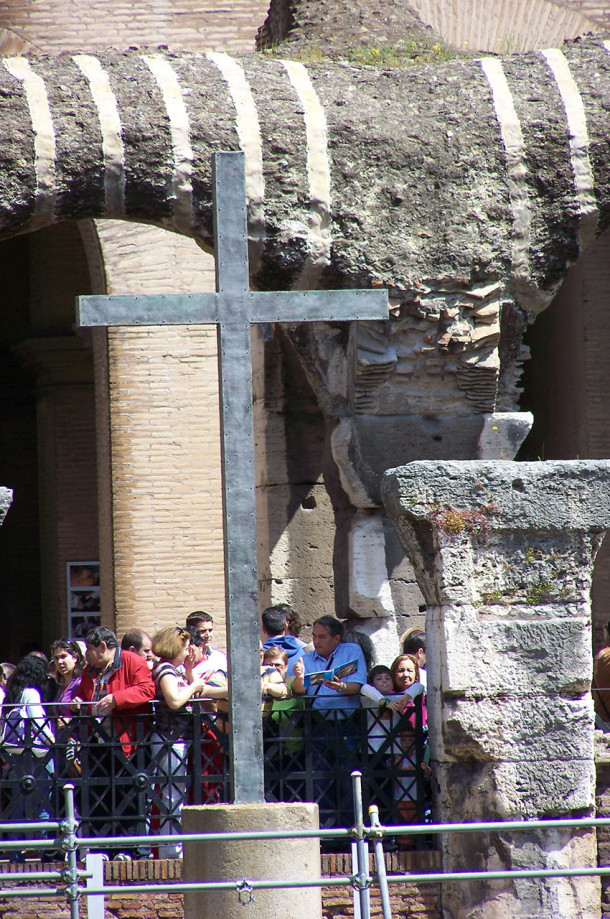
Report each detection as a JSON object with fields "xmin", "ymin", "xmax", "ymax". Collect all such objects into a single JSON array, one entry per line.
[
  {"xmin": 1, "ymin": 0, "xmax": 610, "ymax": 913},
  {"xmin": 384, "ymin": 459, "xmax": 610, "ymax": 917}
]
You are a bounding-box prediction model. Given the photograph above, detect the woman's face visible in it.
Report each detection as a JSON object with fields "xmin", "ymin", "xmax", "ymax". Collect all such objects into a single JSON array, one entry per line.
[
  {"xmin": 54, "ymin": 648, "xmax": 78, "ymax": 681},
  {"xmin": 174, "ymin": 642, "xmax": 189, "ymax": 667},
  {"xmin": 394, "ymin": 658, "xmax": 417, "ymax": 690}
]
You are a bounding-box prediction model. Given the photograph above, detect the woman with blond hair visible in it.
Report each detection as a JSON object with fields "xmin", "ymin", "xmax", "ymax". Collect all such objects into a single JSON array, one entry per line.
[{"xmin": 151, "ymin": 626, "xmax": 226, "ymax": 857}]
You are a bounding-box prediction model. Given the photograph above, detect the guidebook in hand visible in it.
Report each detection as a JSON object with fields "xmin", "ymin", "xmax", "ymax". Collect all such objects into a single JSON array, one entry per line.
[{"xmin": 303, "ymin": 659, "xmax": 358, "ymax": 689}]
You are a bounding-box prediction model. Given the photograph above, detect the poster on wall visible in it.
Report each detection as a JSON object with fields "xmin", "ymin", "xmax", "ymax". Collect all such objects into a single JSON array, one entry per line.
[{"xmin": 67, "ymin": 562, "xmax": 101, "ymax": 639}]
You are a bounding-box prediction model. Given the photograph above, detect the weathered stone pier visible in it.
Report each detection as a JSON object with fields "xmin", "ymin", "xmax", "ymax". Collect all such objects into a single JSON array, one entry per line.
[{"xmin": 383, "ymin": 460, "xmax": 610, "ymax": 919}]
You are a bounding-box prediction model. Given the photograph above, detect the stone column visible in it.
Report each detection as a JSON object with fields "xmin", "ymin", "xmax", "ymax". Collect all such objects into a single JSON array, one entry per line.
[
  {"xmin": 182, "ymin": 802, "xmax": 322, "ymax": 919},
  {"xmin": 15, "ymin": 336, "xmax": 98, "ymax": 645},
  {"xmin": 382, "ymin": 460, "xmax": 610, "ymax": 919}
]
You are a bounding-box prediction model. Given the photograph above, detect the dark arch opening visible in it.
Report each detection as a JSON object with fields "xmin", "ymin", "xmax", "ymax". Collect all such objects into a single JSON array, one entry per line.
[{"xmin": 519, "ymin": 225, "xmax": 610, "ymax": 652}]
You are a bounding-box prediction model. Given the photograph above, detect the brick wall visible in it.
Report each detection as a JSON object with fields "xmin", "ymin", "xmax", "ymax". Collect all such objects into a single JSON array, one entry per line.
[
  {"xmin": 90, "ymin": 224, "xmax": 229, "ymax": 639},
  {"xmin": 104, "ymin": 325, "xmax": 226, "ymax": 640},
  {"xmin": 0, "ymin": 0, "xmax": 272, "ymax": 55},
  {"xmin": 0, "ymin": 852, "xmax": 441, "ymax": 919},
  {"xmin": 10, "ymin": 225, "xmax": 99, "ymax": 649}
]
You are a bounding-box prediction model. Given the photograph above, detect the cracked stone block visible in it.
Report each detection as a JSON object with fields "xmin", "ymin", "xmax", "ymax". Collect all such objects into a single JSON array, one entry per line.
[{"xmin": 383, "ymin": 460, "xmax": 610, "ymax": 919}]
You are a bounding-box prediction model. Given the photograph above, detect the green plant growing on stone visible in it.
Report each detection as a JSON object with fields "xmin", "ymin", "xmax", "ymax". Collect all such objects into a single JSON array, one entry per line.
[
  {"xmin": 481, "ymin": 589, "xmax": 503, "ymax": 603},
  {"xmin": 525, "ymin": 580, "xmax": 554, "ymax": 605},
  {"xmin": 480, "ymin": 587, "xmax": 517, "ymax": 605},
  {"xmin": 430, "ymin": 504, "xmax": 492, "ymax": 541}
]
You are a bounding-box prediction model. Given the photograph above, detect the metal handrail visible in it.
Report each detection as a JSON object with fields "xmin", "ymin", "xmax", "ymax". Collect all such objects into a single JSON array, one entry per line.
[{"xmin": 1, "ymin": 779, "xmax": 610, "ymax": 918}]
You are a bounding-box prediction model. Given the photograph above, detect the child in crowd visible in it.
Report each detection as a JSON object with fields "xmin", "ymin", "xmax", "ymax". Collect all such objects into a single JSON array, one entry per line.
[
  {"xmin": 361, "ymin": 664, "xmax": 399, "ymax": 752},
  {"xmin": 261, "ymin": 645, "xmax": 291, "ymax": 714}
]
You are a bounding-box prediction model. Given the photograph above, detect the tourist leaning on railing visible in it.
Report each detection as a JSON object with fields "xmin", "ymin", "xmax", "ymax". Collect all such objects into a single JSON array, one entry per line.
[
  {"xmin": 70, "ymin": 625, "xmax": 156, "ymax": 859},
  {"xmin": 2, "ymin": 654, "xmax": 55, "ymax": 861},
  {"xmin": 150, "ymin": 625, "xmax": 226, "ymax": 858}
]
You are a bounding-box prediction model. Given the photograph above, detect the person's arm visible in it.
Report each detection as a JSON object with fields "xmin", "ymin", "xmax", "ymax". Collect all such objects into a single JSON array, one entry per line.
[
  {"xmin": 184, "ymin": 650, "xmax": 196, "ymax": 684},
  {"xmin": 360, "ymin": 684, "xmax": 383, "ymax": 707},
  {"xmin": 291, "ymin": 658, "xmax": 306, "ymax": 695},
  {"xmin": 323, "ymin": 676, "xmax": 361, "ymax": 695},
  {"xmin": 110, "ymin": 654, "xmax": 156, "ymax": 710},
  {"xmin": 387, "ymin": 682, "xmax": 424, "ymax": 712},
  {"xmin": 23, "ymin": 688, "xmax": 54, "ymax": 745},
  {"xmin": 159, "ymin": 671, "xmax": 209, "ymax": 710},
  {"xmin": 263, "ymin": 672, "xmax": 290, "ymax": 700},
  {"xmin": 195, "ymin": 677, "xmax": 229, "ymax": 700}
]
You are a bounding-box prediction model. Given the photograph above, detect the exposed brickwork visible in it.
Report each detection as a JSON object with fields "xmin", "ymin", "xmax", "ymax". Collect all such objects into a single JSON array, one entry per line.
[
  {"xmin": 597, "ymin": 757, "xmax": 610, "ymax": 918},
  {"xmin": 0, "ymin": 852, "xmax": 441, "ymax": 919},
  {"xmin": 105, "ymin": 326, "xmax": 226, "ymax": 640},
  {"xmin": 0, "ymin": 0, "xmax": 272, "ymax": 55},
  {"xmin": 9, "ymin": 225, "xmax": 99, "ymax": 648},
  {"xmin": 258, "ymin": 0, "xmax": 602, "ymax": 58}
]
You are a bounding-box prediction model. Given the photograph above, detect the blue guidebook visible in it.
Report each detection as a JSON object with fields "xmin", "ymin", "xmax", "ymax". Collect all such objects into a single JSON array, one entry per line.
[{"xmin": 303, "ymin": 658, "xmax": 358, "ymax": 689}]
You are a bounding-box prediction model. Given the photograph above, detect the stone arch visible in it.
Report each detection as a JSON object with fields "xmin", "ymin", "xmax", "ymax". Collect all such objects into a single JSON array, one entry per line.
[{"xmin": 1, "ymin": 39, "xmax": 610, "ymax": 651}]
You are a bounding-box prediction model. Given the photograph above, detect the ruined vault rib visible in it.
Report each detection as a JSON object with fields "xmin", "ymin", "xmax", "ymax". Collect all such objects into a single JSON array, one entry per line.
[
  {"xmin": 3, "ymin": 57, "xmax": 57, "ymax": 227},
  {"xmin": 206, "ymin": 51, "xmax": 265, "ymax": 272},
  {"xmin": 72, "ymin": 54, "xmax": 125, "ymax": 218},
  {"xmin": 541, "ymin": 47, "xmax": 598, "ymax": 253},
  {"xmin": 281, "ymin": 60, "xmax": 332, "ymax": 290},
  {"xmin": 479, "ymin": 58, "xmax": 535, "ymax": 305},
  {"xmin": 143, "ymin": 56, "xmax": 193, "ymax": 237}
]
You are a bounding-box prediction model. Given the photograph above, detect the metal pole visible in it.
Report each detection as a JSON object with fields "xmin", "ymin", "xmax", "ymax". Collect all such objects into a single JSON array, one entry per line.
[
  {"xmin": 351, "ymin": 771, "xmax": 371, "ymax": 919},
  {"xmin": 60, "ymin": 783, "xmax": 80, "ymax": 919},
  {"xmin": 369, "ymin": 806, "xmax": 392, "ymax": 919}
]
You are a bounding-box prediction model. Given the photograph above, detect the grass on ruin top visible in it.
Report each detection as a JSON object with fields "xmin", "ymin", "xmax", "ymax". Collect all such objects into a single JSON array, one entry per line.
[{"xmin": 258, "ymin": 38, "xmax": 472, "ymax": 68}]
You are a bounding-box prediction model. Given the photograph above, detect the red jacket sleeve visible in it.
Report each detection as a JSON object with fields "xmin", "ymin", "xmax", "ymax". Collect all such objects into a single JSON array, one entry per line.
[
  {"xmin": 76, "ymin": 670, "xmax": 94, "ymax": 702},
  {"xmin": 110, "ymin": 650, "xmax": 155, "ymax": 710}
]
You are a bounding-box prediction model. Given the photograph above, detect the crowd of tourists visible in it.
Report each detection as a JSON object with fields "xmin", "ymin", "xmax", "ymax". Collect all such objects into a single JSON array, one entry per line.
[{"xmin": 0, "ymin": 607, "xmax": 428, "ymax": 860}]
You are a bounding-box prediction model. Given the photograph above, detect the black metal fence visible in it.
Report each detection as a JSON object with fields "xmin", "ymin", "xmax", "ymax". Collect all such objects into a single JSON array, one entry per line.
[{"xmin": 0, "ymin": 698, "xmax": 429, "ymax": 850}]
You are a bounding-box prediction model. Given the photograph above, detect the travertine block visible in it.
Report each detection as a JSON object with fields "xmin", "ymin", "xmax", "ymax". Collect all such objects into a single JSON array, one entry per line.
[{"xmin": 383, "ymin": 459, "xmax": 610, "ymax": 919}]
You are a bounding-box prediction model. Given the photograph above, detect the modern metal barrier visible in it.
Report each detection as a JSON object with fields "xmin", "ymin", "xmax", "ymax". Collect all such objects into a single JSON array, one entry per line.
[{"xmin": 3, "ymin": 779, "xmax": 610, "ymax": 919}]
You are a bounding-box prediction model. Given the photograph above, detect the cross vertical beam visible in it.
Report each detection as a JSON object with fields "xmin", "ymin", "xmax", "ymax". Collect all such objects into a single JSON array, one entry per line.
[
  {"xmin": 78, "ymin": 151, "xmax": 389, "ymax": 807},
  {"xmin": 213, "ymin": 153, "xmax": 263, "ymax": 803}
]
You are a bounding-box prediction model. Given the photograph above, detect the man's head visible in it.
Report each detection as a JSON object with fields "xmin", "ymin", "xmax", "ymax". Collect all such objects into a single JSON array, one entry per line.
[
  {"xmin": 261, "ymin": 606, "xmax": 290, "ymax": 639},
  {"xmin": 186, "ymin": 625, "xmax": 205, "ymax": 665},
  {"xmin": 185, "ymin": 611, "xmax": 214, "ymax": 652},
  {"xmin": 401, "ymin": 628, "xmax": 426, "ymax": 669},
  {"xmin": 121, "ymin": 629, "xmax": 154, "ymax": 669},
  {"xmin": 85, "ymin": 625, "xmax": 119, "ymax": 671},
  {"xmin": 312, "ymin": 615, "xmax": 344, "ymax": 659}
]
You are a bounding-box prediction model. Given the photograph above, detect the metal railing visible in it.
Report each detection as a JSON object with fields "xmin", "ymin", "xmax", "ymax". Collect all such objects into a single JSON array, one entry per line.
[
  {"xmin": 0, "ymin": 697, "xmax": 430, "ymax": 847},
  {"xmin": 2, "ymin": 780, "xmax": 610, "ymax": 919}
]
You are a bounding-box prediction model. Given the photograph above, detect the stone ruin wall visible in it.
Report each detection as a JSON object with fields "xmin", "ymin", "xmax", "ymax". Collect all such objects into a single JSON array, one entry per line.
[{"xmin": 3, "ymin": 0, "xmax": 610, "ymax": 656}]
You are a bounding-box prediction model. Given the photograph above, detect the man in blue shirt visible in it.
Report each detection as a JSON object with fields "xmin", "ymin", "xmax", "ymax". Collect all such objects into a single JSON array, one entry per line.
[
  {"xmin": 292, "ymin": 616, "xmax": 367, "ymax": 710},
  {"xmin": 291, "ymin": 616, "xmax": 367, "ymax": 838}
]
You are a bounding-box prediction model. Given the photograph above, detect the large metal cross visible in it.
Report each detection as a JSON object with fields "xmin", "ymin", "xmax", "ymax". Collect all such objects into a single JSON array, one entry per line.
[{"xmin": 78, "ymin": 151, "xmax": 388, "ymax": 804}]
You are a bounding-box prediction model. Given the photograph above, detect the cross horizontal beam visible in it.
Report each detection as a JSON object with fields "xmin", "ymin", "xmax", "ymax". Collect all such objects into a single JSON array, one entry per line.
[
  {"xmin": 77, "ymin": 151, "xmax": 388, "ymax": 807},
  {"xmin": 78, "ymin": 289, "xmax": 388, "ymax": 328}
]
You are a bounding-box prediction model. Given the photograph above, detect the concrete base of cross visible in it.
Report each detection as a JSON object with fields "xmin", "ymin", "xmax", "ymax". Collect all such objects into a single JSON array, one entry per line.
[{"xmin": 182, "ymin": 802, "xmax": 322, "ymax": 919}]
